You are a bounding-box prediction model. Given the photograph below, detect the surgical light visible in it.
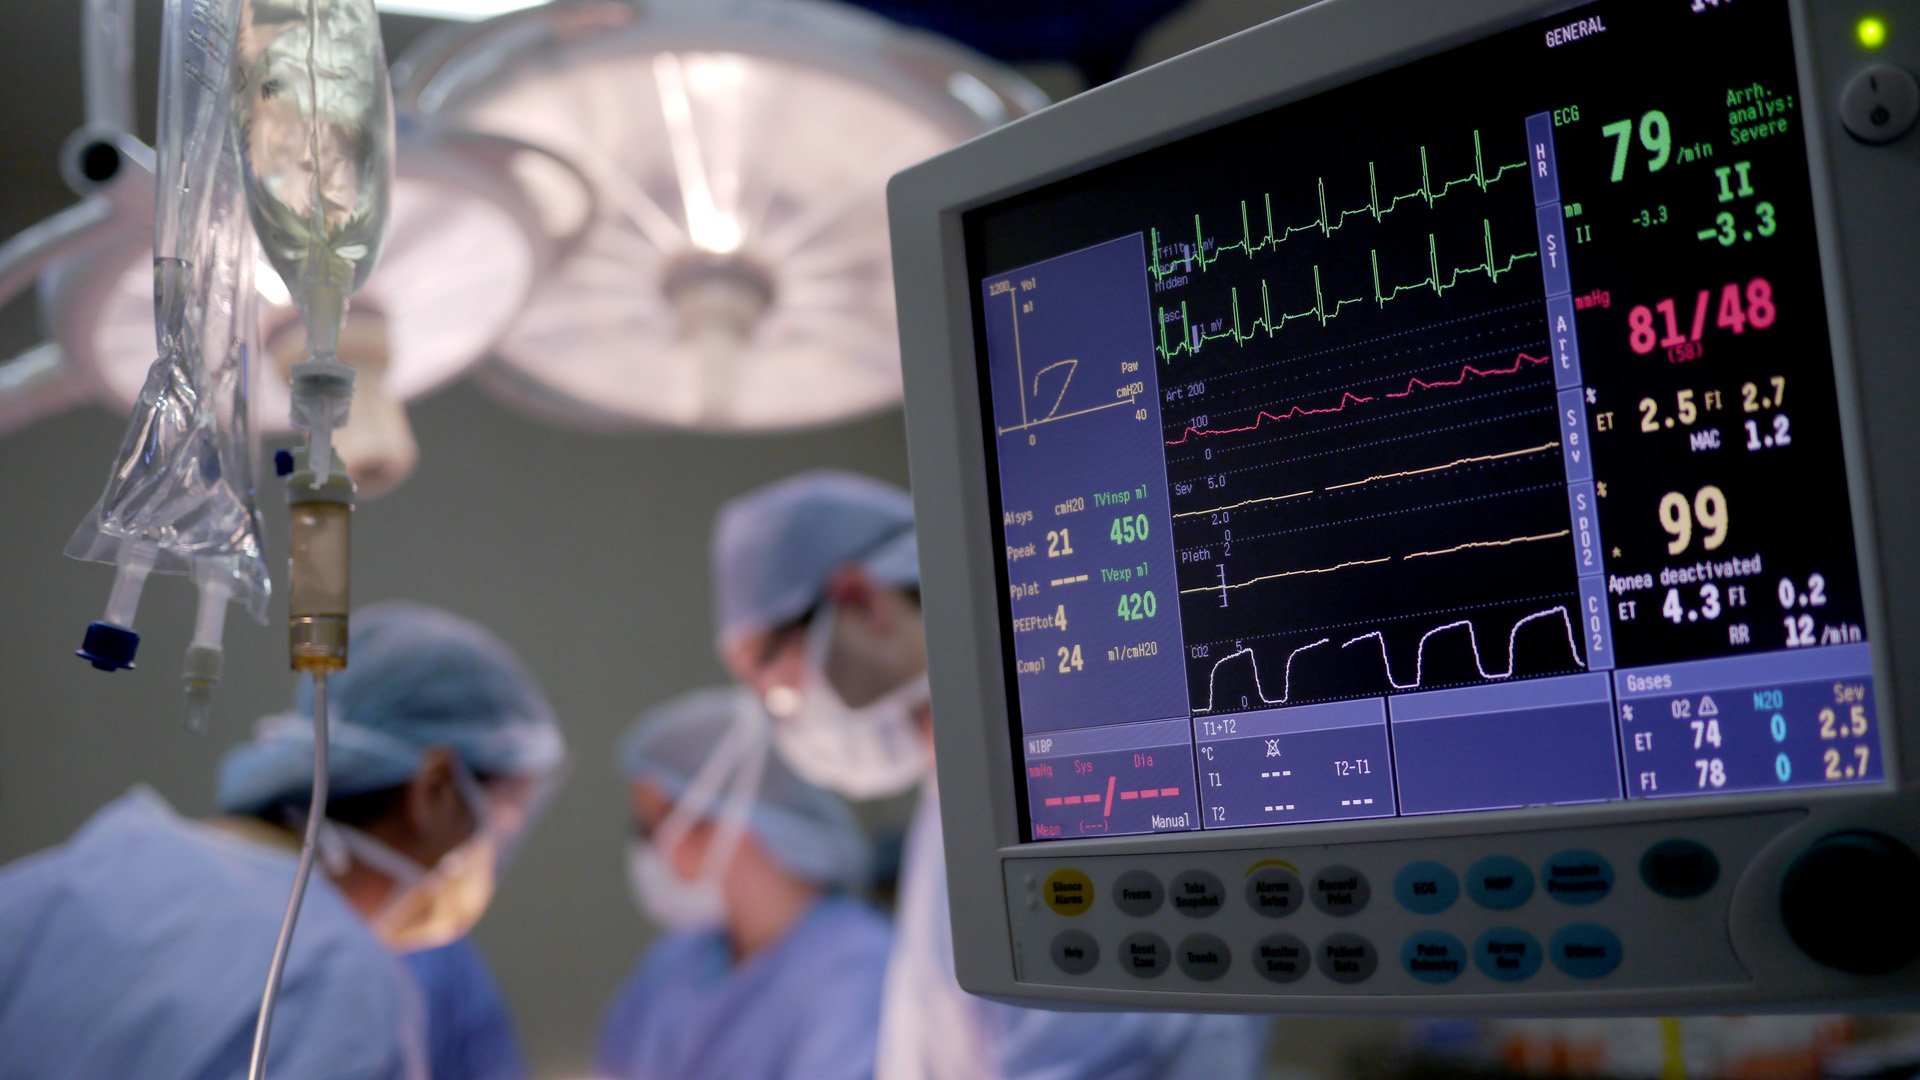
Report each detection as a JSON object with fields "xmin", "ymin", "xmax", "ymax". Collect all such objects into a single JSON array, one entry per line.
[
  {"xmin": 7, "ymin": 129, "xmax": 570, "ymax": 497},
  {"xmin": 395, "ymin": 0, "xmax": 1046, "ymax": 432}
]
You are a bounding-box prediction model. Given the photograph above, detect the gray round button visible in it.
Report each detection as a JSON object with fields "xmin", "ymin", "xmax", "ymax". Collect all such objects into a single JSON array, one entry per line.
[
  {"xmin": 1245, "ymin": 865, "xmax": 1303, "ymax": 918},
  {"xmin": 1310, "ymin": 865, "xmax": 1371, "ymax": 916},
  {"xmin": 1319, "ymin": 932, "xmax": 1379, "ymax": 984},
  {"xmin": 1253, "ymin": 933, "xmax": 1311, "ymax": 984},
  {"xmin": 1120, "ymin": 932, "xmax": 1170, "ymax": 978},
  {"xmin": 1177, "ymin": 934, "xmax": 1232, "ymax": 982},
  {"xmin": 1169, "ymin": 869, "xmax": 1227, "ymax": 918},
  {"xmin": 1050, "ymin": 930, "xmax": 1099, "ymax": 975},
  {"xmin": 1113, "ymin": 870, "xmax": 1165, "ymax": 917},
  {"xmin": 1842, "ymin": 64, "xmax": 1920, "ymax": 143}
]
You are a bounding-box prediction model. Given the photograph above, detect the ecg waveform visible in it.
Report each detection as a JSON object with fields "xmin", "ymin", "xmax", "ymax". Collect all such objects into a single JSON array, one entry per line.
[
  {"xmin": 1192, "ymin": 606, "xmax": 1585, "ymax": 713},
  {"xmin": 1156, "ymin": 220, "xmax": 1539, "ymax": 360},
  {"xmin": 1164, "ymin": 350, "xmax": 1549, "ymax": 446},
  {"xmin": 1182, "ymin": 529, "xmax": 1571, "ymax": 597},
  {"xmin": 1149, "ymin": 129, "xmax": 1528, "ymax": 282},
  {"xmin": 1155, "ymin": 113, "xmax": 1574, "ymax": 715}
]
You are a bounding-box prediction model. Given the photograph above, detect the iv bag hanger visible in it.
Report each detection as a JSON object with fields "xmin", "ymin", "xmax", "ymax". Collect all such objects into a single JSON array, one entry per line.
[{"xmin": 0, "ymin": 0, "xmax": 592, "ymax": 497}]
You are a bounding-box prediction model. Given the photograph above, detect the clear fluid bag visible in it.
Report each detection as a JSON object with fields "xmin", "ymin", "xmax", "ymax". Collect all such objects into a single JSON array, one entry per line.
[
  {"xmin": 232, "ymin": 0, "xmax": 393, "ymax": 369},
  {"xmin": 67, "ymin": 0, "xmax": 273, "ymax": 626}
]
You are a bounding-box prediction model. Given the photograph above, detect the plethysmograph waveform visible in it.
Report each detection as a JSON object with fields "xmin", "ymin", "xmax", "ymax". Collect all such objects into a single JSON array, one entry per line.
[
  {"xmin": 1192, "ymin": 606, "xmax": 1585, "ymax": 714},
  {"xmin": 1165, "ymin": 350, "xmax": 1548, "ymax": 446},
  {"xmin": 1184, "ymin": 529, "xmax": 1571, "ymax": 597}
]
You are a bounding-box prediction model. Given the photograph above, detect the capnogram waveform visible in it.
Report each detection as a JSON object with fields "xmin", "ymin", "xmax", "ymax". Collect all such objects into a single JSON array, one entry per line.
[{"xmin": 1192, "ymin": 605, "xmax": 1584, "ymax": 713}]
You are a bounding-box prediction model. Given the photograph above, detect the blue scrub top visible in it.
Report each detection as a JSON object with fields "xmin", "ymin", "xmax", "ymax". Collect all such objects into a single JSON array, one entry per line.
[
  {"xmin": 0, "ymin": 788, "xmax": 425, "ymax": 1080},
  {"xmin": 598, "ymin": 894, "xmax": 893, "ymax": 1080},
  {"xmin": 404, "ymin": 937, "xmax": 528, "ymax": 1080}
]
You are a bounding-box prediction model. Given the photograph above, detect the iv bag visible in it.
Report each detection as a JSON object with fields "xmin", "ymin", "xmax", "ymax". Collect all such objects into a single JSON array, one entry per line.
[
  {"xmin": 67, "ymin": 0, "xmax": 273, "ymax": 623},
  {"xmin": 232, "ymin": 0, "xmax": 394, "ymax": 367}
]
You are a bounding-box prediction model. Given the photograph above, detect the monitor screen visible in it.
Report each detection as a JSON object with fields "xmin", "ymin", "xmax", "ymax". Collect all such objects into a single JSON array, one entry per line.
[{"xmin": 965, "ymin": 0, "xmax": 1884, "ymax": 842}]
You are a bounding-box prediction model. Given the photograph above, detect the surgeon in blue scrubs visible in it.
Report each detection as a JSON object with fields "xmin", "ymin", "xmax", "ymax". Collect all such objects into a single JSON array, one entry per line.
[
  {"xmin": 404, "ymin": 937, "xmax": 528, "ymax": 1080},
  {"xmin": 0, "ymin": 602, "xmax": 564, "ymax": 1080},
  {"xmin": 711, "ymin": 472, "xmax": 1272, "ymax": 1080},
  {"xmin": 599, "ymin": 687, "xmax": 892, "ymax": 1080}
]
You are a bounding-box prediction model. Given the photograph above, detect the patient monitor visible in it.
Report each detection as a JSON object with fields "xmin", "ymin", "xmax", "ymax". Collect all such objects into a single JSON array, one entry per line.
[{"xmin": 890, "ymin": 0, "xmax": 1920, "ymax": 1012}]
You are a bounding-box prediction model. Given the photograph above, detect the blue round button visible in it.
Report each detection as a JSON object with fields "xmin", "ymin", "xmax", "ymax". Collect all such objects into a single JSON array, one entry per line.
[
  {"xmin": 1549, "ymin": 923, "xmax": 1624, "ymax": 979},
  {"xmin": 1466, "ymin": 855, "xmax": 1535, "ymax": 911},
  {"xmin": 1473, "ymin": 927, "xmax": 1543, "ymax": 983},
  {"xmin": 1400, "ymin": 931, "xmax": 1467, "ymax": 984},
  {"xmin": 1542, "ymin": 849, "xmax": 1615, "ymax": 906},
  {"xmin": 1394, "ymin": 861, "xmax": 1459, "ymax": 915}
]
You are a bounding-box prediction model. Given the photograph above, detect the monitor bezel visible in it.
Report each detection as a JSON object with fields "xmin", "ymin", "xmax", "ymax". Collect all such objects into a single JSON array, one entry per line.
[{"xmin": 890, "ymin": 0, "xmax": 1911, "ymax": 1002}]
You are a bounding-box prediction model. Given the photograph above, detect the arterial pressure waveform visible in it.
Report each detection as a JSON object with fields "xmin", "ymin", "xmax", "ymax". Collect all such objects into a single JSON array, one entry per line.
[{"xmin": 967, "ymin": 0, "xmax": 1884, "ymax": 842}]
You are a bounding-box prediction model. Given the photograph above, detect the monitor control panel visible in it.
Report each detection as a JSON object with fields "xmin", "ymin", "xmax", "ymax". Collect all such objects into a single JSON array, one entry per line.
[{"xmin": 1005, "ymin": 812, "xmax": 1920, "ymax": 1005}]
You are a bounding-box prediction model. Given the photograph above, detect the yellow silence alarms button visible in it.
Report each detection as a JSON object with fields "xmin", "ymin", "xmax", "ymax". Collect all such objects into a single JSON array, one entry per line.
[{"xmin": 1044, "ymin": 868, "xmax": 1095, "ymax": 916}]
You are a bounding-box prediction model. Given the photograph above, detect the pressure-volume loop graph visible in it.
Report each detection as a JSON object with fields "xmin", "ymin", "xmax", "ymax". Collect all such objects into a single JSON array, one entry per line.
[
  {"xmin": 1164, "ymin": 350, "xmax": 1549, "ymax": 446},
  {"xmin": 989, "ymin": 277, "xmax": 1143, "ymax": 438},
  {"xmin": 1191, "ymin": 605, "xmax": 1585, "ymax": 714},
  {"xmin": 1032, "ymin": 358, "xmax": 1077, "ymax": 407},
  {"xmin": 1149, "ymin": 128, "xmax": 1528, "ymax": 282},
  {"xmin": 1156, "ymin": 220, "xmax": 1538, "ymax": 360}
]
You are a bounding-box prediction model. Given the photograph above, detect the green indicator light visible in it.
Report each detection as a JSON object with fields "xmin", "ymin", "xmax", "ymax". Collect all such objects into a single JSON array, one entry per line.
[{"xmin": 1857, "ymin": 15, "xmax": 1888, "ymax": 50}]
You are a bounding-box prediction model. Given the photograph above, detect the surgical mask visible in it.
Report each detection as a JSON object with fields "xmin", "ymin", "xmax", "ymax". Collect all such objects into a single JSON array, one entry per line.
[
  {"xmin": 625, "ymin": 702, "xmax": 769, "ymax": 931},
  {"xmin": 767, "ymin": 604, "xmax": 930, "ymax": 799},
  {"xmin": 318, "ymin": 764, "xmax": 500, "ymax": 951},
  {"xmin": 627, "ymin": 840, "xmax": 724, "ymax": 931}
]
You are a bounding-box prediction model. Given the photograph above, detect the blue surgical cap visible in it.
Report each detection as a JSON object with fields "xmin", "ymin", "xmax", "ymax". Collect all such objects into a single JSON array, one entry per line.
[
  {"xmin": 711, "ymin": 470, "xmax": 919, "ymax": 647},
  {"xmin": 217, "ymin": 602, "xmax": 566, "ymax": 815},
  {"xmin": 620, "ymin": 687, "xmax": 871, "ymax": 887}
]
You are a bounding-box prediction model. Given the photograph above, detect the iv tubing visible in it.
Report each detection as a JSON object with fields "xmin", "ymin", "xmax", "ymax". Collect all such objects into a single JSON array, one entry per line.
[
  {"xmin": 192, "ymin": 574, "xmax": 232, "ymax": 648},
  {"xmin": 104, "ymin": 540, "xmax": 157, "ymax": 627},
  {"xmin": 247, "ymin": 673, "xmax": 329, "ymax": 1080}
]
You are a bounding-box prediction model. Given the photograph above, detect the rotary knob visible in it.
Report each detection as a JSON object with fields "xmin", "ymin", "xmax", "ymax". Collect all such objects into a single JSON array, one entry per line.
[{"xmin": 1779, "ymin": 831, "xmax": 1920, "ymax": 975}]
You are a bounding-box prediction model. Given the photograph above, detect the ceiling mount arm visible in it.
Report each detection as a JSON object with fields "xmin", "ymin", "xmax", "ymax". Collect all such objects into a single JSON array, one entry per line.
[{"xmin": 82, "ymin": 0, "xmax": 138, "ymax": 136}]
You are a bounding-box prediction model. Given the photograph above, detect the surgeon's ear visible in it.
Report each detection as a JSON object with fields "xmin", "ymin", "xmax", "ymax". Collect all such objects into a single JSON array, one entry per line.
[{"xmin": 403, "ymin": 747, "xmax": 475, "ymax": 862}]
